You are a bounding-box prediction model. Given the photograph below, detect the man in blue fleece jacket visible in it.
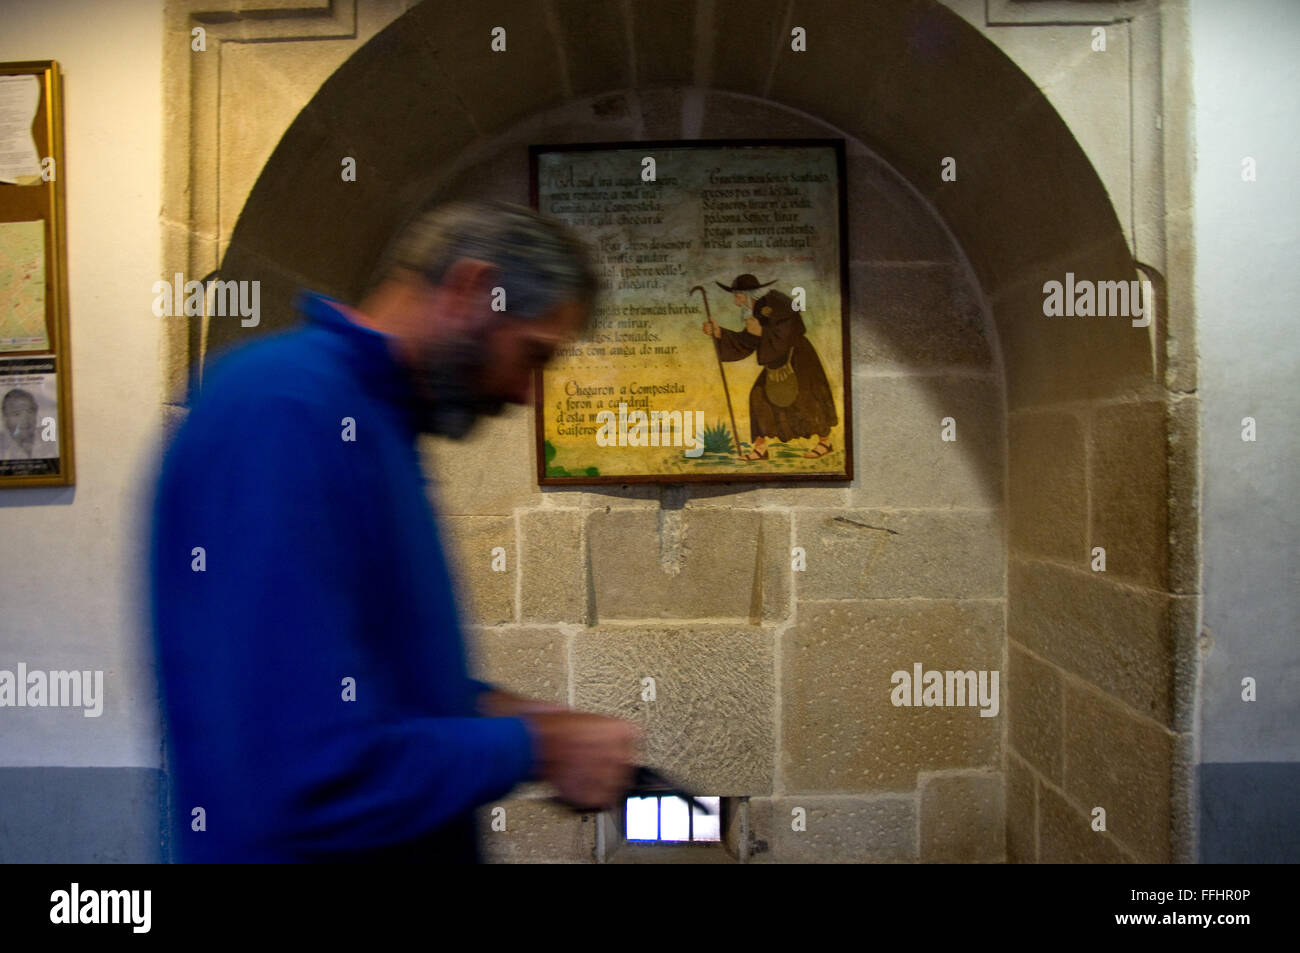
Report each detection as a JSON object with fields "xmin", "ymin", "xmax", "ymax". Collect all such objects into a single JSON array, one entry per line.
[{"xmin": 150, "ymin": 201, "xmax": 638, "ymax": 862}]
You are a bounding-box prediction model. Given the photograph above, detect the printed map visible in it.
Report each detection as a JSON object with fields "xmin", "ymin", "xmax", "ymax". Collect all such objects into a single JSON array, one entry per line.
[{"xmin": 0, "ymin": 220, "xmax": 47, "ymax": 352}]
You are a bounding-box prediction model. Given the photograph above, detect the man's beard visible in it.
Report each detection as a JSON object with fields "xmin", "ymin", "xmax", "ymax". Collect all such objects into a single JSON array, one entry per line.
[{"xmin": 407, "ymin": 326, "xmax": 507, "ymax": 439}]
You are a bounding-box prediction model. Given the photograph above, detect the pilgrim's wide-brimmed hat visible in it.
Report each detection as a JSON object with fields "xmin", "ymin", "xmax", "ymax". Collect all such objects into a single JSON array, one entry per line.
[{"xmin": 715, "ymin": 273, "xmax": 777, "ymax": 294}]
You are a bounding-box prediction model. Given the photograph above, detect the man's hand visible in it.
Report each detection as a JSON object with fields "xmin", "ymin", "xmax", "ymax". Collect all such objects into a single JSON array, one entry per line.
[
  {"xmin": 702, "ymin": 319, "xmax": 722, "ymax": 339},
  {"xmin": 475, "ymin": 687, "xmax": 567, "ymax": 719},
  {"xmin": 744, "ymin": 315, "xmax": 762, "ymax": 336},
  {"xmin": 522, "ymin": 711, "xmax": 640, "ymax": 811}
]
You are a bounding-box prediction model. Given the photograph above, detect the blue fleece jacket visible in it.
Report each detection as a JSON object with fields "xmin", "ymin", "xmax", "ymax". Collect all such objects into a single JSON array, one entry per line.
[{"xmin": 149, "ymin": 290, "xmax": 535, "ymax": 862}]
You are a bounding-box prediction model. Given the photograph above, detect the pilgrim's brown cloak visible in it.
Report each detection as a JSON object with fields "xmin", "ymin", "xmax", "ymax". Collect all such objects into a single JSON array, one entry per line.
[{"xmin": 715, "ymin": 290, "xmax": 838, "ymax": 443}]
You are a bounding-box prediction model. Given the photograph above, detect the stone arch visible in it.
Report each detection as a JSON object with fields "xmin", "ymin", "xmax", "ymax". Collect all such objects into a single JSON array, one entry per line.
[
  {"xmin": 215, "ymin": 0, "xmax": 1152, "ymax": 406},
  {"xmin": 212, "ymin": 0, "xmax": 1191, "ymax": 863}
]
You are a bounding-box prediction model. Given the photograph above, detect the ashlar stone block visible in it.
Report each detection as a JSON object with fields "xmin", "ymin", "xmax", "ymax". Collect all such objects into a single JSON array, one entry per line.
[
  {"xmin": 783, "ymin": 600, "xmax": 1002, "ymax": 791},
  {"xmin": 573, "ymin": 626, "xmax": 774, "ymax": 794}
]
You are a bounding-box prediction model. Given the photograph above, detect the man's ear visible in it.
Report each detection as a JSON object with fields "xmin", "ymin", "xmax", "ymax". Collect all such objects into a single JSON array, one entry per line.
[{"xmin": 439, "ymin": 257, "xmax": 499, "ymax": 332}]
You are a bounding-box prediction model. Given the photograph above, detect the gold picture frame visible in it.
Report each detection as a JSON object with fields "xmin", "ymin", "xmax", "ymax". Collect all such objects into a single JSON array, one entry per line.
[{"xmin": 0, "ymin": 60, "xmax": 73, "ymax": 487}]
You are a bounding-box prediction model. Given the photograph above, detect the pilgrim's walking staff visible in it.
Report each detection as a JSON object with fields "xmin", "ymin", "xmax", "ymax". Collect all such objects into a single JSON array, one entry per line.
[{"xmin": 689, "ymin": 284, "xmax": 743, "ymax": 460}]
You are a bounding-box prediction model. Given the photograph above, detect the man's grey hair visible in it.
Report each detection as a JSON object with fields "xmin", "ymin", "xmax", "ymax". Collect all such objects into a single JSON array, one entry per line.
[{"xmin": 368, "ymin": 199, "xmax": 602, "ymax": 324}]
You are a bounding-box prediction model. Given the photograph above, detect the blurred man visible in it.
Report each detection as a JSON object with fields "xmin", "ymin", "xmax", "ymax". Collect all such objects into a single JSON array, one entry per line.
[{"xmin": 150, "ymin": 200, "xmax": 638, "ymax": 862}]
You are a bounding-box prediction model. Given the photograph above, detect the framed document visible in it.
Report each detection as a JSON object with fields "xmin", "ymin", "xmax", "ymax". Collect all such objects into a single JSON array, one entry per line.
[
  {"xmin": 531, "ymin": 139, "xmax": 851, "ymax": 485},
  {"xmin": 0, "ymin": 61, "xmax": 72, "ymax": 486}
]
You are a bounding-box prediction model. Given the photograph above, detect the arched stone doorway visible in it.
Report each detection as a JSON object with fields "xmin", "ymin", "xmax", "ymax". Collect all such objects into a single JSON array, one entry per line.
[{"xmin": 178, "ymin": 0, "xmax": 1194, "ymax": 863}]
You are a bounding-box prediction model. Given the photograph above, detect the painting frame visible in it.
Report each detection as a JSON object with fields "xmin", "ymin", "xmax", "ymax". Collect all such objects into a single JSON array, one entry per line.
[{"xmin": 530, "ymin": 138, "xmax": 852, "ymax": 486}]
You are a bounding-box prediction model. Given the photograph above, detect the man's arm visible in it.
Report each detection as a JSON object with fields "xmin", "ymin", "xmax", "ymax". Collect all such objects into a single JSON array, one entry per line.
[
  {"xmin": 473, "ymin": 685, "xmax": 569, "ymax": 718},
  {"xmin": 715, "ymin": 326, "xmax": 762, "ymax": 361},
  {"xmin": 153, "ymin": 387, "xmax": 536, "ymax": 855}
]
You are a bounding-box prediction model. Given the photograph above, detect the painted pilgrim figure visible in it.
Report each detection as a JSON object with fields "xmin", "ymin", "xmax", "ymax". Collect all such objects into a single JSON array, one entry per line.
[{"xmin": 701, "ymin": 273, "xmax": 838, "ymax": 460}]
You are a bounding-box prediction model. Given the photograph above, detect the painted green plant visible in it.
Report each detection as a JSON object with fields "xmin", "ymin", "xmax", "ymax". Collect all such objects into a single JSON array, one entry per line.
[
  {"xmin": 545, "ymin": 440, "xmax": 599, "ymax": 477},
  {"xmin": 700, "ymin": 420, "xmax": 736, "ymax": 455}
]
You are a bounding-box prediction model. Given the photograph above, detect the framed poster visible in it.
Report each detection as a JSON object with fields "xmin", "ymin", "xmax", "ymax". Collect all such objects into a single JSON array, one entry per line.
[
  {"xmin": 531, "ymin": 139, "xmax": 851, "ymax": 485},
  {"xmin": 0, "ymin": 61, "xmax": 72, "ymax": 486}
]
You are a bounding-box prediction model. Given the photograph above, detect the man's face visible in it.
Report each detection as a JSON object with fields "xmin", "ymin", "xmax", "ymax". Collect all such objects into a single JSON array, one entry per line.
[
  {"xmin": 405, "ymin": 277, "xmax": 588, "ymax": 438},
  {"xmin": 478, "ymin": 299, "xmax": 588, "ymax": 404},
  {"xmin": 2, "ymin": 397, "xmax": 36, "ymax": 445}
]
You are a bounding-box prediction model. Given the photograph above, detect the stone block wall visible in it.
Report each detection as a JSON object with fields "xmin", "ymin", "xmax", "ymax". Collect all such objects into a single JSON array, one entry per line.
[
  {"xmin": 1004, "ymin": 393, "xmax": 1197, "ymax": 863},
  {"xmin": 420, "ymin": 92, "xmax": 1007, "ymax": 863}
]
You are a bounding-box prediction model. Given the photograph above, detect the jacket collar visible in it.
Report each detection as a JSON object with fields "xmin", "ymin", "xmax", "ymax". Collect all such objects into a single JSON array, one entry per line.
[{"xmin": 294, "ymin": 290, "xmax": 417, "ymax": 415}]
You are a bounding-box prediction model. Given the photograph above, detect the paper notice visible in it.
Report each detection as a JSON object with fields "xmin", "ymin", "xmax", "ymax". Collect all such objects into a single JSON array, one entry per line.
[{"xmin": 0, "ymin": 75, "xmax": 42, "ymax": 184}]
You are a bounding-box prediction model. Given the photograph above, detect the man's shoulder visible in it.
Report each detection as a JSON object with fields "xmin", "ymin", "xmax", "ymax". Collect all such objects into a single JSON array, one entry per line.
[
  {"xmin": 164, "ymin": 326, "xmax": 358, "ymax": 475},
  {"xmin": 200, "ymin": 325, "xmax": 348, "ymax": 409}
]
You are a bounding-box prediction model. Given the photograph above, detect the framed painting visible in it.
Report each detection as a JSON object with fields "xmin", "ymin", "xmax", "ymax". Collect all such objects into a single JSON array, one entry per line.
[{"xmin": 531, "ymin": 139, "xmax": 851, "ymax": 485}]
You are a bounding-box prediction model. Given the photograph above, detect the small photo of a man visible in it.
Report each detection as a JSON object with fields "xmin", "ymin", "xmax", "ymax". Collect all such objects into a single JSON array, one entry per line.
[{"xmin": 0, "ymin": 384, "xmax": 58, "ymax": 461}]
